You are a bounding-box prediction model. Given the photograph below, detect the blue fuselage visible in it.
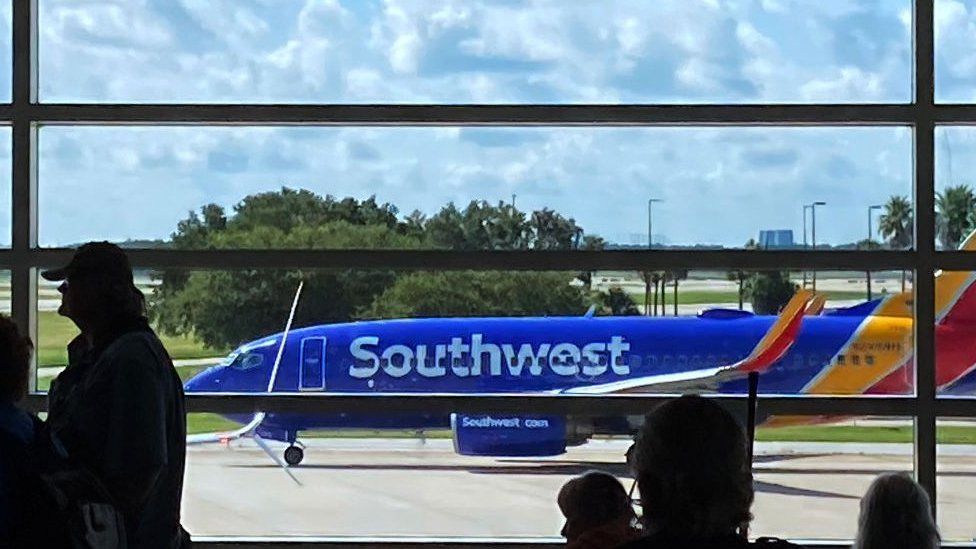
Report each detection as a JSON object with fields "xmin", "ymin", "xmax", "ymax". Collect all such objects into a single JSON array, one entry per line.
[{"xmin": 185, "ymin": 312, "xmax": 868, "ymax": 439}]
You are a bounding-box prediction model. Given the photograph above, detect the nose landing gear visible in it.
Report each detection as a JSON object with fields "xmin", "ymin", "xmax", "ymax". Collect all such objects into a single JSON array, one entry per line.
[{"xmin": 284, "ymin": 445, "xmax": 304, "ymax": 466}]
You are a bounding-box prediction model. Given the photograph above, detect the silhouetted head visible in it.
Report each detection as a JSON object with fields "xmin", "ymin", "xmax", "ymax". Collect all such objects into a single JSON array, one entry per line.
[
  {"xmin": 633, "ymin": 395, "xmax": 753, "ymax": 538},
  {"xmin": 42, "ymin": 242, "xmax": 145, "ymax": 332},
  {"xmin": 0, "ymin": 315, "xmax": 33, "ymax": 403},
  {"xmin": 854, "ymin": 473, "xmax": 939, "ymax": 549},
  {"xmin": 558, "ymin": 470, "xmax": 634, "ymax": 541}
]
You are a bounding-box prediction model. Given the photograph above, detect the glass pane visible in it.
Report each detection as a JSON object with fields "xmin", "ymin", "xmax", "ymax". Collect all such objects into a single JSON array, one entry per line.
[
  {"xmin": 754, "ymin": 416, "xmax": 914, "ymax": 540},
  {"xmin": 35, "ymin": 271, "xmax": 217, "ymax": 391},
  {"xmin": 0, "ymin": 127, "xmax": 11, "ymax": 247},
  {"xmin": 936, "ymin": 127, "xmax": 976, "ymax": 251},
  {"xmin": 0, "ymin": 1, "xmax": 9, "ymax": 103},
  {"xmin": 38, "ymin": 126, "xmax": 912, "ymax": 250},
  {"xmin": 38, "ymin": 0, "xmax": 911, "ymax": 104},
  {"xmin": 937, "ymin": 418, "xmax": 976, "ymax": 542},
  {"xmin": 937, "ymin": 0, "xmax": 976, "ymax": 103},
  {"xmin": 935, "ymin": 271, "xmax": 976, "ymax": 397},
  {"xmin": 180, "ymin": 411, "xmax": 912, "ymax": 539},
  {"xmin": 35, "ymin": 268, "xmax": 914, "ymax": 397}
]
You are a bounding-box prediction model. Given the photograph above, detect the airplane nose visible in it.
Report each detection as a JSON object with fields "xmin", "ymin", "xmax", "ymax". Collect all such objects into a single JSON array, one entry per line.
[{"xmin": 184, "ymin": 366, "xmax": 221, "ymax": 392}]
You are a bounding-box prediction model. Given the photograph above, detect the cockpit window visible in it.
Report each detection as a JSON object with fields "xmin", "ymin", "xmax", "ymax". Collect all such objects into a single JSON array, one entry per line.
[{"xmin": 230, "ymin": 352, "xmax": 264, "ymax": 371}]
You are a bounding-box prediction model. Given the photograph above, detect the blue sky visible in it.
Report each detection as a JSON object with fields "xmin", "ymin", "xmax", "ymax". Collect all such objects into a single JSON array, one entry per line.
[{"xmin": 15, "ymin": 1, "xmax": 976, "ymax": 246}]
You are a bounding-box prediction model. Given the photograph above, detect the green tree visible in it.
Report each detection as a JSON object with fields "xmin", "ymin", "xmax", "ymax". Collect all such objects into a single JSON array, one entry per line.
[
  {"xmin": 667, "ymin": 269, "xmax": 688, "ymax": 316},
  {"xmin": 743, "ymin": 272, "xmax": 798, "ymax": 315},
  {"xmin": 879, "ymin": 195, "xmax": 914, "ymax": 293},
  {"xmin": 152, "ymin": 189, "xmax": 424, "ymax": 349},
  {"xmin": 528, "ymin": 208, "xmax": 583, "ymax": 250},
  {"xmin": 576, "ymin": 235, "xmax": 606, "ymax": 291},
  {"xmin": 638, "ymin": 271, "xmax": 661, "ymax": 316},
  {"xmin": 879, "ymin": 195, "xmax": 913, "ymax": 250},
  {"xmin": 151, "ymin": 222, "xmax": 422, "ymax": 349},
  {"xmin": 229, "ymin": 188, "xmax": 400, "ymax": 234},
  {"xmin": 365, "ymin": 271, "xmax": 589, "ymax": 318},
  {"xmin": 936, "ymin": 185, "xmax": 976, "ymax": 250},
  {"xmin": 596, "ymin": 287, "xmax": 640, "ymax": 316},
  {"xmin": 726, "ymin": 270, "xmax": 748, "ymax": 310},
  {"xmin": 425, "ymin": 200, "xmax": 530, "ymax": 250}
]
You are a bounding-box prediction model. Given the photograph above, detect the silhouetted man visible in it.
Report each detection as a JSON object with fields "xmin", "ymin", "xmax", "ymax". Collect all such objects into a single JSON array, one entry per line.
[
  {"xmin": 45, "ymin": 242, "xmax": 190, "ymax": 548},
  {"xmin": 618, "ymin": 395, "xmax": 796, "ymax": 549}
]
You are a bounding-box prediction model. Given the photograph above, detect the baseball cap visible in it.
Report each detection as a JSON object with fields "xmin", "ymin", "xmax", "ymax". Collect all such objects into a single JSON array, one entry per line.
[{"xmin": 41, "ymin": 241, "xmax": 135, "ymax": 284}]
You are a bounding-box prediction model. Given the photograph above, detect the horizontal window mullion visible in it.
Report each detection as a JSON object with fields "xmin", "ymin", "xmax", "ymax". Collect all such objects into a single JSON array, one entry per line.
[
  {"xmin": 22, "ymin": 394, "xmax": 920, "ymax": 417},
  {"xmin": 185, "ymin": 538, "xmax": 889, "ymax": 549},
  {"xmin": 935, "ymin": 397, "xmax": 976, "ymax": 417},
  {"xmin": 16, "ymin": 248, "xmax": 917, "ymax": 271},
  {"xmin": 28, "ymin": 103, "xmax": 921, "ymax": 126}
]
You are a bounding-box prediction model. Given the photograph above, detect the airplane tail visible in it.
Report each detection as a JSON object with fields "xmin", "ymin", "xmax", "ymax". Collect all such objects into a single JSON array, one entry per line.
[
  {"xmin": 735, "ymin": 289, "xmax": 814, "ymax": 373},
  {"xmin": 936, "ymin": 229, "xmax": 976, "ymax": 325},
  {"xmin": 805, "ymin": 294, "xmax": 827, "ymax": 316}
]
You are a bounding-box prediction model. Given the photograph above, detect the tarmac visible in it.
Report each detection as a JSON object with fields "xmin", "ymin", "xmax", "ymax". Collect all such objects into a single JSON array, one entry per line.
[{"xmin": 181, "ymin": 438, "xmax": 976, "ymax": 542}]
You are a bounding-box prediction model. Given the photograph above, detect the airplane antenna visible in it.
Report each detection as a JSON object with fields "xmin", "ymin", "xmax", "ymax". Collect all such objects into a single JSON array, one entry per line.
[{"xmin": 267, "ymin": 280, "xmax": 304, "ymax": 393}]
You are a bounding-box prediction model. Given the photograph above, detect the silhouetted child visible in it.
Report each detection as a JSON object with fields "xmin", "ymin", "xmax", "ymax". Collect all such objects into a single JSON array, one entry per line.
[
  {"xmin": 0, "ymin": 314, "xmax": 41, "ymax": 545},
  {"xmin": 558, "ymin": 471, "xmax": 640, "ymax": 549}
]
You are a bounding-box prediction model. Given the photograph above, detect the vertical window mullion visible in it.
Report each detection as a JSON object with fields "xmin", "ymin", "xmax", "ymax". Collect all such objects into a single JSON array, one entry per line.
[
  {"xmin": 913, "ymin": 0, "xmax": 938, "ymax": 517},
  {"xmin": 12, "ymin": 0, "xmax": 37, "ymax": 391}
]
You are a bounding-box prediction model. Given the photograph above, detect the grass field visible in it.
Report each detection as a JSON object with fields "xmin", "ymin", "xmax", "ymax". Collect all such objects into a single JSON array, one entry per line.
[
  {"xmin": 757, "ymin": 424, "xmax": 976, "ymax": 444},
  {"xmin": 36, "ymin": 310, "xmax": 225, "ymax": 368}
]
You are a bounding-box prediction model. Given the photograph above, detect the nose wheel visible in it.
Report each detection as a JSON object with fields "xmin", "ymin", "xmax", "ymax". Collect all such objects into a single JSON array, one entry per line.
[{"xmin": 284, "ymin": 445, "xmax": 304, "ymax": 466}]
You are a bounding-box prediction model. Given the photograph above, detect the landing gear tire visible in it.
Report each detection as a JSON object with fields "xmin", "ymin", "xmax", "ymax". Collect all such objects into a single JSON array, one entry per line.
[{"xmin": 284, "ymin": 445, "xmax": 304, "ymax": 466}]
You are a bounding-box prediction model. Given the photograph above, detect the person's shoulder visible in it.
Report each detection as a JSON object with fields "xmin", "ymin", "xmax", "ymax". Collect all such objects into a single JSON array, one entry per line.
[{"xmin": 104, "ymin": 330, "xmax": 170, "ymax": 366}]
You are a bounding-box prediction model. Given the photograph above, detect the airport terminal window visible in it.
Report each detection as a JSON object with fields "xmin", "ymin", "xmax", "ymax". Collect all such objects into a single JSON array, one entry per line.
[
  {"xmin": 37, "ymin": 126, "xmax": 912, "ymax": 250},
  {"xmin": 937, "ymin": 418, "xmax": 976, "ymax": 542},
  {"xmin": 936, "ymin": 0, "xmax": 976, "ymax": 103},
  {"xmin": 12, "ymin": 0, "xmax": 976, "ymax": 546},
  {"xmin": 38, "ymin": 0, "xmax": 911, "ymax": 105}
]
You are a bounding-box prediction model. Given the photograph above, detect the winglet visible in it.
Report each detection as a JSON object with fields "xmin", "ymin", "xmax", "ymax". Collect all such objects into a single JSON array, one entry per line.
[
  {"xmin": 730, "ymin": 289, "xmax": 813, "ymax": 374},
  {"xmin": 805, "ymin": 293, "xmax": 827, "ymax": 316}
]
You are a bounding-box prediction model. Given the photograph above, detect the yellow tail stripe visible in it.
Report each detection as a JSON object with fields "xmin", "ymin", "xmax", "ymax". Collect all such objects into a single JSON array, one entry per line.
[{"xmin": 804, "ymin": 297, "xmax": 913, "ymax": 395}]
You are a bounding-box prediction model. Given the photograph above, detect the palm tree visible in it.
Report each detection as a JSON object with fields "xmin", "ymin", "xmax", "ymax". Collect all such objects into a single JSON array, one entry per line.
[
  {"xmin": 936, "ymin": 185, "xmax": 976, "ymax": 250},
  {"xmin": 639, "ymin": 271, "xmax": 652, "ymax": 316},
  {"xmin": 659, "ymin": 271, "xmax": 668, "ymax": 316},
  {"xmin": 879, "ymin": 195, "xmax": 914, "ymax": 293},
  {"xmin": 667, "ymin": 269, "xmax": 688, "ymax": 316}
]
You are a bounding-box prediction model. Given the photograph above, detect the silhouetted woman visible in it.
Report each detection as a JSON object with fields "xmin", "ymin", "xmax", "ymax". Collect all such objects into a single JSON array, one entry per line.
[{"xmin": 853, "ymin": 473, "xmax": 939, "ymax": 549}]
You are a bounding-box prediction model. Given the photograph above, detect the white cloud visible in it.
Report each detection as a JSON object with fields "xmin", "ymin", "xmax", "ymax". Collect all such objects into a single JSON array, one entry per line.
[
  {"xmin": 31, "ymin": 1, "xmax": 930, "ymax": 247},
  {"xmin": 800, "ymin": 67, "xmax": 884, "ymax": 102}
]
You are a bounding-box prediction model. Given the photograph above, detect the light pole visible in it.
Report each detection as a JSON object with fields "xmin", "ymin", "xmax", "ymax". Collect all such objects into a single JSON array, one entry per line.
[
  {"xmin": 802, "ymin": 205, "xmax": 811, "ymax": 288},
  {"xmin": 807, "ymin": 201, "xmax": 826, "ymax": 291},
  {"xmin": 867, "ymin": 204, "xmax": 882, "ymax": 300},
  {"xmin": 648, "ymin": 198, "xmax": 663, "ymax": 248}
]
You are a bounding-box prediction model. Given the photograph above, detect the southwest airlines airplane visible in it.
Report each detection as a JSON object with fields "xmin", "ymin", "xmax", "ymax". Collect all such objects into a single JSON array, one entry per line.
[{"xmin": 185, "ymin": 233, "xmax": 976, "ymax": 467}]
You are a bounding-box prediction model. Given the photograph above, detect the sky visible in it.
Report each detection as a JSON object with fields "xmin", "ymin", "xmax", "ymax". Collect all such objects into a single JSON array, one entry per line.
[{"xmin": 5, "ymin": 0, "xmax": 976, "ymax": 247}]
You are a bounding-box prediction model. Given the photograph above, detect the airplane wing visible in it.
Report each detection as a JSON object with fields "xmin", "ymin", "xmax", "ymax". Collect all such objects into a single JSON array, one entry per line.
[{"xmin": 561, "ymin": 290, "xmax": 814, "ymax": 395}]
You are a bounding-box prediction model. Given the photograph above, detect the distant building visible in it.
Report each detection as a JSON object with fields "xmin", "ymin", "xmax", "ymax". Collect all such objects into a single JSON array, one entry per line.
[{"xmin": 758, "ymin": 229, "xmax": 795, "ymax": 249}]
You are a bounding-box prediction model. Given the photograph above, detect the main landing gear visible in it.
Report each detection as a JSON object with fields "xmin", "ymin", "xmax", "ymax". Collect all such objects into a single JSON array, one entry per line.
[
  {"xmin": 284, "ymin": 444, "xmax": 304, "ymax": 466},
  {"xmin": 282, "ymin": 430, "xmax": 305, "ymax": 466}
]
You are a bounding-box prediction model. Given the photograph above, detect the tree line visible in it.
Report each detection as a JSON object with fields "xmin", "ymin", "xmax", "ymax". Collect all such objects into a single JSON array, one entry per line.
[
  {"xmin": 150, "ymin": 188, "xmax": 637, "ymax": 349},
  {"xmin": 149, "ymin": 188, "xmax": 931, "ymax": 349}
]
